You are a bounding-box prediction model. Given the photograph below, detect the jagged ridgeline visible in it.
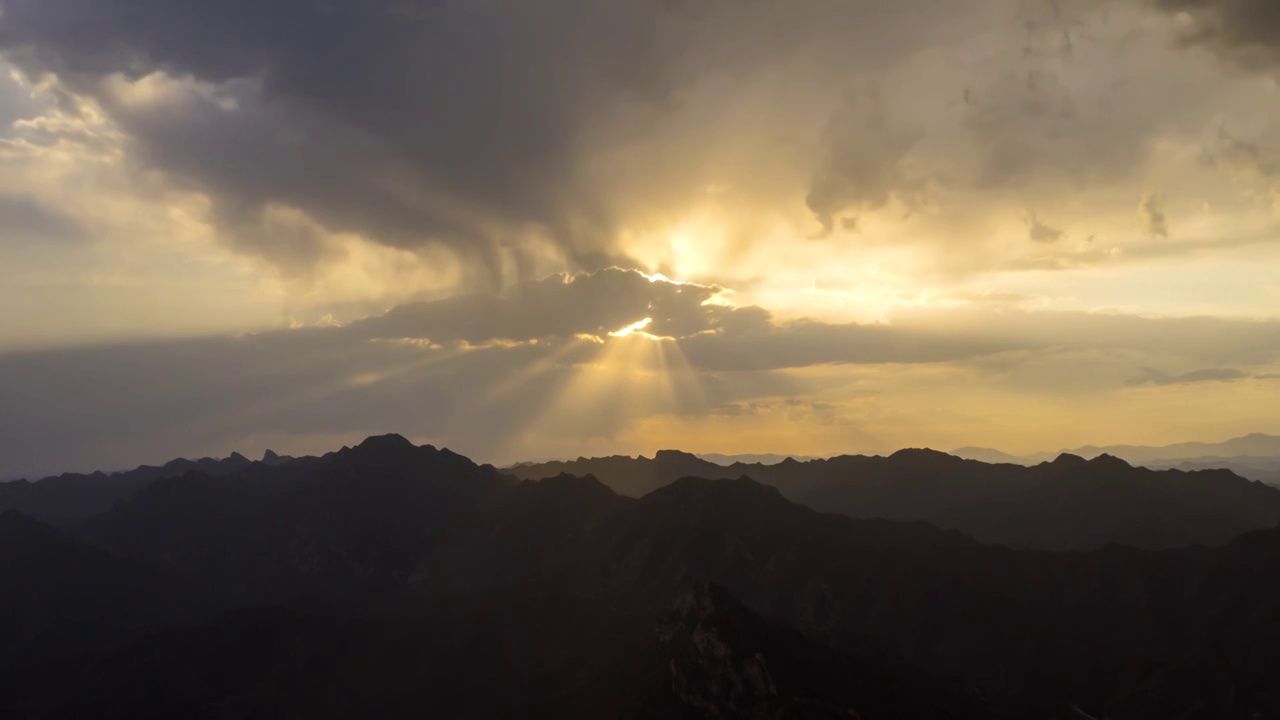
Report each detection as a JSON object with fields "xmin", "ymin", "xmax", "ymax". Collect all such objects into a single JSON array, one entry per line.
[
  {"xmin": 511, "ymin": 447, "xmax": 1280, "ymax": 549},
  {"xmin": 1, "ymin": 435, "xmax": 1278, "ymax": 719}
]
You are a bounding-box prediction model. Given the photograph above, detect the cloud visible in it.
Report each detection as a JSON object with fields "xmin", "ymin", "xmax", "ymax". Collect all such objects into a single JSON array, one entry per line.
[
  {"xmin": 348, "ymin": 268, "xmax": 729, "ymax": 345},
  {"xmin": 888, "ymin": 305, "xmax": 1280, "ymax": 365},
  {"xmin": 1026, "ymin": 212, "xmax": 1066, "ymax": 243},
  {"xmin": 0, "ymin": 0, "xmax": 1226, "ymax": 287},
  {"xmin": 1156, "ymin": 0, "xmax": 1280, "ymax": 67},
  {"xmin": 0, "ymin": 0, "xmax": 984, "ymax": 277},
  {"xmin": 805, "ymin": 88, "xmax": 925, "ymax": 238},
  {"xmin": 0, "ymin": 195, "xmax": 84, "ymax": 243},
  {"xmin": 1138, "ymin": 192, "xmax": 1169, "ymax": 237},
  {"xmin": 1126, "ymin": 367, "xmax": 1250, "ymax": 386},
  {"xmin": 5, "ymin": 265, "xmax": 1280, "ymax": 477},
  {"xmin": 1208, "ymin": 125, "xmax": 1280, "ymax": 180},
  {"xmin": 0, "ymin": 267, "xmax": 1017, "ymax": 476}
]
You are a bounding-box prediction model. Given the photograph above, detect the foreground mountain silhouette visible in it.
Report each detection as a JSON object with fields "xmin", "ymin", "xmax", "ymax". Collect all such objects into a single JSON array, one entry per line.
[
  {"xmin": 0, "ymin": 510, "xmax": 219, "ymax": 658},
  {"xmin": 511, "ymin": 448, "xmax": 1280, "ymax": 549},
  {"xmin": 4, "ymin": 434, "xmax": 1280, "ymax": 717},
  {"xmin": 1, "ymin": 581, "xmax": 983, "ymax": 719}
]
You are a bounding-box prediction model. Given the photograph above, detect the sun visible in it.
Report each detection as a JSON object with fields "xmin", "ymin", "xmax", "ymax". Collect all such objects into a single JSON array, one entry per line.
[{"xmin": 609, "ymin": 317, "xmax": 655, "ymax": 338}]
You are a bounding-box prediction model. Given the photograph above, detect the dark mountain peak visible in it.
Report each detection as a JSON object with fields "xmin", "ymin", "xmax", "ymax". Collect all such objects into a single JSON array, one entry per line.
[
  {"xmin": 654, "ymin": 449, "xmax": 701, "ymax": 463},
  {"xmin": 228, "ymin": 452, "xmax": 250, "ymax": 464},
  {"xmin": 888, "ymin": 447, "xmax": 961, "ymax": 465},
  {"xmin": 258, "ymin": 449, "xmax": 297, "ymax": 467},
  {"xmin": 354, "ymin": 433, "xmax": 416, "ymax": 453},
  {"xmin": 534, "ymin": 472, "xmax": 615, "ymax": 495},
  {"xmin": 1051, "ymin": 453, "xmax": 1089, "ymax": 467},
  {"xmin": 1088, "ymin": 453, "xmax": 1132, "ymax": 469}
]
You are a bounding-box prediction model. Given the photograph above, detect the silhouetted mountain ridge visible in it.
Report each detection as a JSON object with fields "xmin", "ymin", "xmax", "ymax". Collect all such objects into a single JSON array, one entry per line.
[
  {"xmin": 79, "ymin": 435, "xmax": 516, "ymax": 608},
  {"xmin": 1, "ymin": 450, "xmax": 264, "ymax": 526},
  {"xmin": 512, "ymin": 447, "xmax": 1280, "ymax": 549},
  {"xmin": 5, "ymin": 435, "xmax": 1280, "ymax": 718},
  {"xmin": 953, "ymin": 433, "xmax": 1280, "ymax": 486}
]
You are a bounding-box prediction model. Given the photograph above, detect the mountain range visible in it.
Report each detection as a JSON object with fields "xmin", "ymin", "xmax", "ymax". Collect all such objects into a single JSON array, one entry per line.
[
  {"xmin": 3, "ymin": 435, "xmax": 1279, "ymax": 717},
  {"xmin": 511, "ymin": 448, "xmax": 1280, "ymax": 549},
  {"xmin": 952, "ymin": 433, "xmax": 1280, "ymax": 485}
]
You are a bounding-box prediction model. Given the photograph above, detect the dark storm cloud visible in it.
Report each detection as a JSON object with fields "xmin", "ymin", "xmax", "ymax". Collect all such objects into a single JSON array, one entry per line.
[
  {"xmin": 1156, "ymin": 0, "xmax": 1280, "ymax": 64},
  {"xmin": 0, "ymin": 0, "xmax": 696, "ymax": 270},
  {"xmin": 0, "ymin": 0, "xmax": 994, "ymax": 273},
  {"xmin": 345, "ymin": 268, "xmax": 1018, "ymax": 369},
  {"xmin": 349, "ymin": 269, "xmax": 729, "ymax": 343}
]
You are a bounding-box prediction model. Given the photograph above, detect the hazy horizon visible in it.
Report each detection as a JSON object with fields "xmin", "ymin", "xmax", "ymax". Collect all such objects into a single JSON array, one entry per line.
[{"xmin": 9, "ymin": 428, "xmax": 1280, "ymax": 484}]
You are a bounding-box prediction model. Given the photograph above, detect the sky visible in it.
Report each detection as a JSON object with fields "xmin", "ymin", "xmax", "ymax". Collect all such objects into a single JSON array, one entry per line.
[{"xmin": 2, "ymin": 0, "xmax": 1280, "ymax": 477}]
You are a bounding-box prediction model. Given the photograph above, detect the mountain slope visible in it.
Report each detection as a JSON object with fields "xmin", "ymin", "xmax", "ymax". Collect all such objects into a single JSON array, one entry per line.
[
  {"xmin": 0, "ymin": 510, "xmax": 221, "ymax": 658},
  {"xmin": 0, "ymin": 582, "xmax": 983, "ymax": 719},
  {"xmin": 410, "ymin": 471, "xmax": 1280, "ymax": 717}
]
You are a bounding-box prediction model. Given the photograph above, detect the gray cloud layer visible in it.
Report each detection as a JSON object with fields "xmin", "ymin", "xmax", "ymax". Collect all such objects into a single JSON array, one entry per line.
[
  {"xmin": 0, "ymin": 196, "xmax": 85, "ymax": 243},
  {"xmin": 0, "ymin": 269, "xmax": 1004, "ymax": 475},
  {"xmin": 3, "ymin": 268, "xmax": 1279, "ymax": 477},
  {"xmin": 1127, "ymin": 367, "xmax": 1249, "ymax": 385}
]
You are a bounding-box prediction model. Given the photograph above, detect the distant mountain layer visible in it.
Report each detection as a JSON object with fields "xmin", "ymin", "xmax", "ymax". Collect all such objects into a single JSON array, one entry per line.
[
  {"xmin": 697, "ymin": 452, "xmax": 822, "ymax": 466},
  {"xmin": 954, "ymin": 432, "xmax": 1280, "ymax": 464},
  {"xmin": 952, "ymin": 434, "xmax": 1280, "ymax": 486},
  {"xmin": 1064, "ymin": 433, "xmax": 1280, "ymax": 462},
  {"xmin": 0, "ymin": 449, "xmax": 294, "ymax": 526},
  {"xmin": 510, "ymin": 449, "xmax": 1280, "ymax": 550},
  {"xmin": 2, "ymin": 435, "xmax": 1279, "ymax": 717}
]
